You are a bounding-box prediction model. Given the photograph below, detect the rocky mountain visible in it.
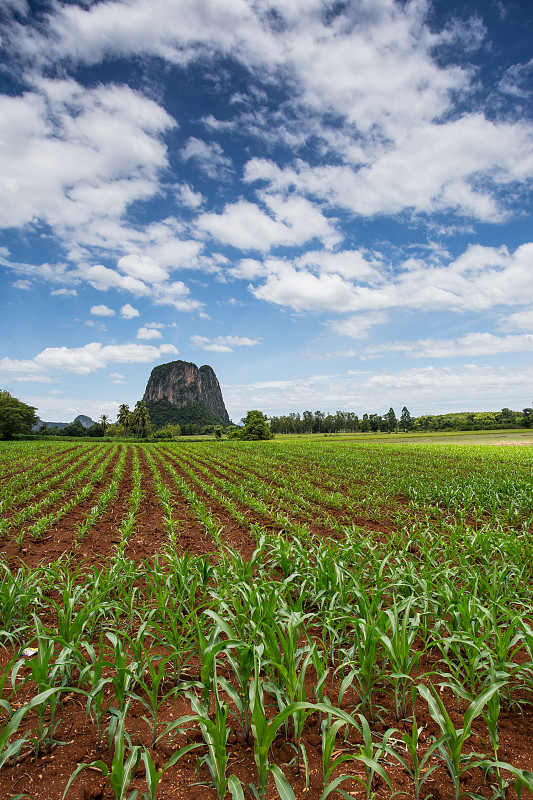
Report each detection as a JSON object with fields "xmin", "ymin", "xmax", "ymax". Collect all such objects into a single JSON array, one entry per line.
[{"xmin": 143, "ymin": 360, "xmax": 230, "ymax": 425}]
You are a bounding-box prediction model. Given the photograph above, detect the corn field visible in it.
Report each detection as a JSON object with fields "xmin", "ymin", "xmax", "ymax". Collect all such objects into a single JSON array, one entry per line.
[{"xmin": 0, "ymin": 438, "xmax": 533, "ymax": 800}]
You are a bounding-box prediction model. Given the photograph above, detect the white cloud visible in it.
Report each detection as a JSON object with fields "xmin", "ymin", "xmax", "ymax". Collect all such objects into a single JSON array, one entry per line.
[
  {"xmin": 137, "ymin": 326, "xmax": 163, "ymax": 340},
  {"xmin": 85, "ymin": 264, "xmax": 151, "ymax": 296},
  {"xmin": 197, "ymin": 194, "xmax": 339, "ymax": 252},
  {"xmin": 120, "ymin": 303, "xmax": 140, "ymax": 319},
  {"xmin": 51, "ymin": 288, "xmax": 77, "ymax": 296},
  {"xmin": 7, "ymin": 0, "xmax": 533, "ymax": 232},
  {"xmin": 327, "ymin": 312, "xmax": 389, "ymax": 339},
  {"xmin": 117, "ymin": 254, "xmax": 168, "ymax": 283},
  {"xmin": 0, "ymin": 79, "xmax": 174, "ymax": 239},
  {"xmin": 32, "ymin": 341, "xmax": 178, "ymax": 374},
  {"xmin": 191, "ymin": 334, "xmax": 260, "ymax": 352},
  {"xmin": 11, "ymin": 279, "xmax": 32, "ymax": 290},
  {"xmin": 0, "ymin": 356, "xmax": 49, "ymax": 382},
  {"xmin": 90, "ymin": 304, "xmax": 116, "ymax": 317},
  {"xmin": 0, "ymin": 341, "xmax": 179, "ymax": 381},
  {"xmin": 244, "ymin": 110, "xmax": 533, "ymax": 222},
  {"xmin": 361, "ymin": 332, "xmax": 533, "ymax": 359},
  {"xmin": 109, "ymin": 372, "xmax": 126, "ymax": 383},
  {"xmin": 247, "ymin": 242, "xmax": 533, "ymax": 316},
  {"xmin": 180, "ymin": 137, "xmax": 232, "ymax": 179},
  {"xmin": 176, "ymin": 182, "xmax": 204, "ymax": 208},
  {"xmin": 251, "ymin": 265, "xmax": 363, "ymax": 312},
  {"xmin": 496, "ymin": 308, "xmax": 533, "ymax": 333}
]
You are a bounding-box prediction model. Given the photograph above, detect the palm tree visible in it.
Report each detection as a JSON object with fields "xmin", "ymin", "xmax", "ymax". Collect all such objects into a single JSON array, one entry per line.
[
  {"xmin": 99, "ymin": 414, "xmax": 109, "ymax": 435},
  {"xmin": 132, "ymin": 400, "xmax": 151, "ymax": 438},
  {"xmin": 117, "ymin": 404, "xmax": 130, "ymax": 437}
]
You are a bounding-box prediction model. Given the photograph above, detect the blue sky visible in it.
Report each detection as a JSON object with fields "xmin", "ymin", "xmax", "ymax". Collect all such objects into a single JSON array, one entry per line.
[{"xmin": 1, "ymin": 0, "xmax": 533, "ymax": 424}]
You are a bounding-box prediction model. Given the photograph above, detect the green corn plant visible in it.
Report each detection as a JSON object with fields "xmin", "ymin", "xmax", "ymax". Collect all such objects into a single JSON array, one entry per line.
[
  {"xmin": 186, "ymin": 675, "xmax": 244, "ymax": 800},
  {"xmin": 264, "ymin": 641, "xmax": 314, "ymax": 776},
  {"xmin": 11, "ymin": 626, "xmax": 72, "ymax": 757},
  {"xmin": 0, "ymin": 687, "xmax": 63, "ymax": 770},
  {"xmin": 247, "ymin": 665, "xmax": 354, "ymax": 800},
  {"xmin": 380, "ymin": 600, "xmax": 424, "ymax": 720},
  {"xmin": 189, "ymin": 613, "xmax": 236, "ymax": 705},
  {"xmin": 385, "ymin": 688, "xmax": 443, "ymax": 800},
  {"xmin": 319, "ymin": 715, "xmax": 358, "ymax": 800},
  {"xmin": 337, "ymin": 615, "xmax": 385, "ymax": 722},
  {"xmin": 139, "ymin": 742, "xmax": 205, "ymax": 800},
  {"xmin": 62, "ymin": 709, "xmax": 140, "ymax": 800},
  {"xmin": 418, "ymin": 681, "xmax": 505, "ymax": 800},
  {"xmin": 151, "ymin": 605, "xmax": 196, "ymax": 687},
  {"xmin": 351, "ymin": 714, "xmax": 396, "ymax": 800},
  {"xmin": 106, "ymin": 631, "xmax": 140, "ymax": 714},
  {"xmin": 79, "ymin": 638, "xmax": 112, "ymax": 750},
  {"xmin": 205, "ymin": 605, "xmax": 264, "ymax": 743},
  {"xmin": 130, "ymin": 651, "xmax": 177, "ymax": 749}
]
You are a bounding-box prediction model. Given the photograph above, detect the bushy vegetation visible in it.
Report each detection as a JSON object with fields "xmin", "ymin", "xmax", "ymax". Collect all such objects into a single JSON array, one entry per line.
[
  {"xmin": 146, "ymin": 398, "xmax": 227, "ymax": 435},
  {"xmin": 0, "ymin": 390, "xmax": 37, "ymax": 440}
]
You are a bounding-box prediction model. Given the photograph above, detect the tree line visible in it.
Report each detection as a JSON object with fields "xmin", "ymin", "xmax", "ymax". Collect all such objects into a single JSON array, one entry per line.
[{"xmin": 268, "ymin": 406, "xmax": 533, "ymax": 434}]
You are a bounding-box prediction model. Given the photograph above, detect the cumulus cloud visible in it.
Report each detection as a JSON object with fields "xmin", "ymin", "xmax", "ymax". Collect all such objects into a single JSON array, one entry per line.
[
  {"xmin": 0, "ymin": 341, "xmax": 179, "ymax": 382},
  {"xmin": 11, "ymin": 279, "xmax": 32, "ymax": 290},
  {"xmin": 0, "ymin": 79, "xmax": 174, "ymax": 238},
  {"xmin": 33, "ymin": 341, "xmax": 178, "ymax": 374},
  {"xmin": 4, "ymin": 0, "xmax": 533, "ymax": 237},
  {"xmin": 180, "ymin": 138, "xmax": 232, "ymax": 179},
  {"xmin": 85, "ymin": 264, "xmax": 151, "ymax": 295},
  {"xmin": 496, "ymin": 308, "xmax": 533, "ymax": 333},
  {"xmin": 0, "ymin": 356, "xmax": 49, "ymax": 382},
  {"xmin": 245, "ymin": 115, "xmax": 533, "ymax": 222},
  {"xmin": 117, "ymin": 254, "xmax": 168, "ymax": 283},
  {"xmin": 176, "ymin": 182, "xmax": 204, "ymax": 208},
  {"xmin": 247, "ymin": 242, "xmax": 533, "ymax": 316},
  {"xmin": 197, "ymin": 194, "xmax": 339, "ymax": 252},
  {"xmin": 51, "ymin": 288, "xmax": 77, "ymax": 296},
  {"xmin": 120, "ymin": 303, "xmax": 140, "ymax": 319},
  {"xmin": 90, "ymin": 304, "xmax": 116, "ymax": 317},
  {"xmin": 137, "ymin": 326, "xmax": 163, "ymax": 340},
  {"xmin": 191, "ymin": 334, "xmax": 260, "ymax": 352}
]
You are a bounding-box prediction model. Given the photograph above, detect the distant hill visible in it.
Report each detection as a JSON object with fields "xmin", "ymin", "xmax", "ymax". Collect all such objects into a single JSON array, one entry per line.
[{"xmin": 34, "ymin": 414, "xmax": 95, "ymax": 431}]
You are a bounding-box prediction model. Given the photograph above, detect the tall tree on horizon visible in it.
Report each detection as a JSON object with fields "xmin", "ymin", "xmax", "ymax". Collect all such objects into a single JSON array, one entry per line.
[{"xmin": 117, "ymin": 404, "xmax": 131, "ymax": 437}]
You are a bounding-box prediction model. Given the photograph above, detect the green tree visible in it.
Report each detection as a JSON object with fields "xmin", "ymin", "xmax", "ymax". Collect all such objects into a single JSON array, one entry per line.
[
  {"xmin": 313, "ymin": 410, "xmax": 325, "ymax": 433},
  {"xmin": 99, "ymin": 414, "xmax": 109, "ymax": 435},
  {"xmin": 369, "ymin": 413, "xmax": 381, "ymax": 432},
  {"xmin": 399, "ymin": 406, "xmax": 413, "ymax": 431},
  {"xmin": 153, "ymin": 423, "xmax": 181, "ymax": 439},
  {"xmin": 87, "ymin": 423, "xmax": 104, "ymax": 437},
  {"xmin": 0, "ymin": 390, "xmax": 38, "ymax": 440},
  {"xmin": 132, "ymin": 400, "xmax": 151, "ymax": 438},
  {"xmin": 117, "ymin": 404, "xmax": 131, "ymax": 437},
  {"xmin": 62, "ymin": 419, "xmax": 87, "ymax": 437},
  {"xmin": 302, "ymin": 410, "xmax": 313, "ymax": 433},
  {"xmin": 231, "ymin": 410, "xmax": 273, "ymax": 440},
  {"xmin": 383, "ymin": 407, "xmax": 398, "ymax": 432}
]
